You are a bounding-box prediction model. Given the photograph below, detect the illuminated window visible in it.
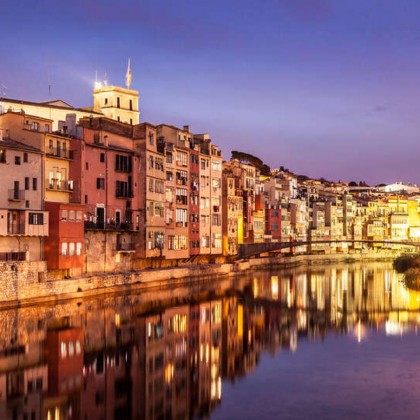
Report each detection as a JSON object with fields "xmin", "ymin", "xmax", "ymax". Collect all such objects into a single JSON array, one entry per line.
[
  {"xmin": 61, "ymin": 342, "xmax": 67, "ymax": 358},
  {"xmin": 62, "ymin": 242, "xmax": 68, "ymax": 256},
  {"xmin": 69, "ymin": 341, "xmax": 74, "ymax": 356},
  {"xmin": 69, "ymin": 243, "xmax": 75, "ymax": 256},
  {"xmin": 76, "ymin": 242, "xmax": 82, "ymax": 256},
  {"xmin": 61, "ymin": 210, "xmax": 68, "ymax": 220}
]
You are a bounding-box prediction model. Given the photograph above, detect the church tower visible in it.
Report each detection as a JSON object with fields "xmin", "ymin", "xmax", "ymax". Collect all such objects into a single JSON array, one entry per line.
[{"xmin": 93, "ymin": 60, "xmax": 140, "ymax": 125}]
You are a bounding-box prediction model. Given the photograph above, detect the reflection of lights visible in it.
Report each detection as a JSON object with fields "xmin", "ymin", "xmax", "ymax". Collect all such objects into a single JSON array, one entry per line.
[
  {"xmin": 218, "ymin": 376, "xmax": 222, "ymax": 400},
  {"xmin": 384, "ymin": 271, "xmax": 391, "ymax": 293},
  {"xmin": 385, "ymin": 320, "xmax": 404, "ymax": 336},
  {"xmin": 290, "ymin": 329, "xmax": 297, "ymax": 353},
  {"xmin": 271, "ymin": 276, "xmax": 279, "ymax": 300},
  {"xmin": 211, "ymin": 380, "xmax": 217, "ymax": 400},
  {"xmin": 354, "ymin": 320, "xmax": 364, "ymax": 343},
  {"xmin": 165, "ymin": 363, "xmax": 174, "ymax": 384},
  {"xmin": 211, "ymin": 363, "xmax": 218, "ymax": 379},
  {"xmin": 237, "ymin": 305, "xmax": 243, "ymax": 338},
  {"xmin": 253, "ymin": 278, "xmax": 259, "ymax": 298},
  {"xmin": 115, "ymin": 313, "xmax": 120, "ymax": 327}
]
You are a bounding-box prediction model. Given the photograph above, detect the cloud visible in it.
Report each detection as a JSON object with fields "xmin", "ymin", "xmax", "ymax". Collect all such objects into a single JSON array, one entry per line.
[{"xmin": 373, "ymin": 105, "xmax": 388, "ymax": 112}]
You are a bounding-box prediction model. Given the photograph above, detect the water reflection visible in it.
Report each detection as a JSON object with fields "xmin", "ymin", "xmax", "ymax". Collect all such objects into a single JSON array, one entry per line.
[{"xmin": 0, "ymin": 262, "xmax": 419, "ymax": 419}]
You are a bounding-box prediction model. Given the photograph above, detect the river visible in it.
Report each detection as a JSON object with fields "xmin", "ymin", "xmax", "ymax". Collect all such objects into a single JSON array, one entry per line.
[{"xmin": 1, "ymin": 261, "xmax": 419, "ymax": 419}]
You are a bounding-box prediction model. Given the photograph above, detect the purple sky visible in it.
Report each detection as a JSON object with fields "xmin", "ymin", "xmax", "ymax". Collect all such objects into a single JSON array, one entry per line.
[{"xmin": 2, "ymin": 0, "xmax": 420, "ymax": 185}]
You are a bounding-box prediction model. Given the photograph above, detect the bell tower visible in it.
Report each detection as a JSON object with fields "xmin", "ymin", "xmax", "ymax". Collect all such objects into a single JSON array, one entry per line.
[{"xmin": 93, "ymin": 60, "xmax": 140, "ymax": 125}]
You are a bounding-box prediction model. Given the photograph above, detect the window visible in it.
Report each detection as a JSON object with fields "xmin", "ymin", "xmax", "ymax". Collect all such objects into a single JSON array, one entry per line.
[
  {"xmin": 176, "ymin": 208, "xmax": 187, "ymax": 226},
  {"xmin": 29, "ymin": 213, "xmax": 44, "ymax": 225},
  {"xmin": 155, "ymin": 180, "xmax": 164, "ymax": 194},
  {"xmin": 15, "ymin": 156, "xmax": 21, "ymax": 165},
  {"xmin": 76, "ymin": 211, "xmax": 82, "ymax": 221},
  {"xmin": 155, "ymin": 157, "xmax": 164, "ymax": 171},
  {"xmin": 176, "ymin": 151, "xmax": 188, "ymax": 167},
  {"xmin": 61, "ymin": 342, "xmax": 67, "ymax": 358},
  {"xmin": 45, "ymin": 124, "xmax": 50, "ymax": 133},
  {"xmin": 149, "ymin": 178, "xmax": 154, "ymax": 192},
  {"xmin": 104, "ymin": 98, "xmax": 108, "ymax": 105},
  {"xmin": 130, "ymin": 99, "xmax": 133, "ymax": 110},
  {"xmin": 25, "ymin": 177, "xmax": 30, "ymax": 190},
  {"xmin": 149, "ymin": 132, "xmax": 154, "ymax": 145},
  {"xmin": 166, "ymin": 152, "xmax": 173, "ymax": 163},
  {"xmin": 31, "ymin": 122, "xmax": 39, "ymax": 131},
  {"xmin": 201, "ymin": 159, "xmax": 208, "ymax": 170},
  {"xmin": 25, "ymin": 200, "xmax": 29, "ymax": 208},
  {"xmin": 97, "ymin": 178, "xmax": 105, "ymax": 189},
  {"xmin": 32, "ymin": 178, "xmax": 37, "ymax": 190},
  {"xmin": 117, "ymin": 97, "xmax": 120, "ymax": 108},
  {"xmin": 61, "ymin": 210, "xmax": 68, "ymax": 221},
  {"xmin": 176, "ymin": 170, "xmax": 187, "ymax": 185},
  {"xmin": 69, "ymin": 210, "xmax": 75, "ymax": 221},
  {"xmin": 69, "ymin": 243, "xmax": 75, "ymax": 256},
  {"xmin": 212, "ymin": 160, "xmax": 221, "ymax": 171},
  {"xmin": 85, "ymin": 195, "xmax": 88, "ymax": 204},
  {"xmin": 100, "ymin": 153, "xmax": 105, "ymax": 163},
  {"xmin": 176, "ymin": 188, "xmax": 188, "ymax": 205},
  {"xmin": 0, "ymin": 149, "xmax": 6, "ymax": 163},
  {"xmin": 115, "ymin": 155, "xmax": 132, "ymax": 172},
  {"xmin": 76, "ymin": 242, "xmax": 82, "ymax": 256},
  {"xmin": 23, "ymin": 153, "xmax": 28, "ymax": 162},
  {"xmin": 116, "ymin": 181, "xmax": 131, "ymax": 198},
  {"xmin": 86, "ymin": 162, "xmax": 89, "ymax": 170}
]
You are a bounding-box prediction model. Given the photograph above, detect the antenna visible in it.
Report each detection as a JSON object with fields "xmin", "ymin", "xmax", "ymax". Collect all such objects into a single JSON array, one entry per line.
[
  {"xmin": 126, "ymin": 58, "xmax": 132, "ymax": 89},
  {"xmin": 48, "ymin": 70, "xmax": 51, "ymax": 99}
]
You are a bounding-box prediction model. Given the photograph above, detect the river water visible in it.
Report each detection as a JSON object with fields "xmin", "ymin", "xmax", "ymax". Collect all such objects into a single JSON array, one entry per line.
[{"xmin": 1, "ymin": 261, "xmax": 420, "ymax": 419}]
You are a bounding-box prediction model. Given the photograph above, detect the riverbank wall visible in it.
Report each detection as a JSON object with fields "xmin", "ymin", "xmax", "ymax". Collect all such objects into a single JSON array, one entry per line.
[{"xmin": 0, "ymin": 250, "xmax": 401, "ymax": 308}]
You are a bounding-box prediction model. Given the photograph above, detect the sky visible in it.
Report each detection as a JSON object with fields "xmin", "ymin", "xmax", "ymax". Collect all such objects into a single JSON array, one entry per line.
[{"xmin": 2, "ymin": 0, "xmax": 420, "ymax": 186}]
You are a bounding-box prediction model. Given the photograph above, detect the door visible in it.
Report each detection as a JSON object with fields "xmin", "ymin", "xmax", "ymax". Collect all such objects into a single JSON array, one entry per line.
[{"xmin": 96, "ymin": 207, "xmax": 105, "ymax": 229}]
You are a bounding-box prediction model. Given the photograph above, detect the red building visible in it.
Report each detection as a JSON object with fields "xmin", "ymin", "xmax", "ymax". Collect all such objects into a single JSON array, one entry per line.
[
  {"xmin": 265, "ymin": 204, "xmax": 282, "ymax": 242},
  {"xmin": 44, "ymin": 202, "xmax": 85, "ymax": 273}
]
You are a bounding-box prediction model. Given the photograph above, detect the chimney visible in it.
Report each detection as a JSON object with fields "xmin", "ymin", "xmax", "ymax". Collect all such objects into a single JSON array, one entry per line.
[{"xmin": 183, "ymin": 125, "xmax": 190, "ymax": 133}]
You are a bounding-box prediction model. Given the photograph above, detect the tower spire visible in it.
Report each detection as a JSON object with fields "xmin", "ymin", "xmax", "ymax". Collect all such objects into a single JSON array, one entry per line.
[{"xmin": 126, "ymin": 58, "xmax": 132, "ymax": 89}]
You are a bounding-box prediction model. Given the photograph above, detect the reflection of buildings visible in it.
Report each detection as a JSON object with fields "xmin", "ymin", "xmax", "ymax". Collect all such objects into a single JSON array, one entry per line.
[
  {"xmin": 3, "ymin": 262, "xmax": 420, "ymax": 418},
  {"xmin": 44, "ymin": 324, "xmax": 84, "ymax": 419}
]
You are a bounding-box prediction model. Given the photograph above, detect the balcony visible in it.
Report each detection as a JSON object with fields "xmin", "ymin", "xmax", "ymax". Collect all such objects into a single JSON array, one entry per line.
[
  {"xmin": 7, "ymin": 225, "xmax": 25, "ymax": 234},
  {"xmin": 84, "ymin": 220, "xmax": 133, "ymax": 231},
  {"xmin": 8, "ymin": 189, "xmax": 25, "ymax": 201},
  {"xmin": 0, "ymin": 252, "xmax": 26, "ymax": 261},
  {"xmin": 46, "ymin": 147, "xmax": 73, "ymax": 159},
  {"xmin": 47, "ymin": 179, "xmax": 74, "ymax": 192},
  {"xmin": 115, "ymin": 242, "xmax": 135, "ymax": 252}
]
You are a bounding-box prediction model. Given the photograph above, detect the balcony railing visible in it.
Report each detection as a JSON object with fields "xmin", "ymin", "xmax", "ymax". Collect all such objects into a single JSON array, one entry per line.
[
  {"xmin": 7, "ymin": 225, "xmax": 25, "ymax": 235},
  {"xmin": 46, "ymin": 147, "xmax": 73, "ymax": 159},
  {"xmin": 8, "ymin": 189, "xmax": 25, "ymax": 201},
  {"xmin": 84, "ymin": 220, "xmax": 133, "ymax": 231},
  {"xmin": 0, "ymin": 252, "xmax": 26, "ymax": 261},
  {"xmin": 46, "ymin": 179, "xmax": 74, "ymax": 191},
  {"xmin": 115, "ymin": 243, "xmax": 135, "ymax": 252}
]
